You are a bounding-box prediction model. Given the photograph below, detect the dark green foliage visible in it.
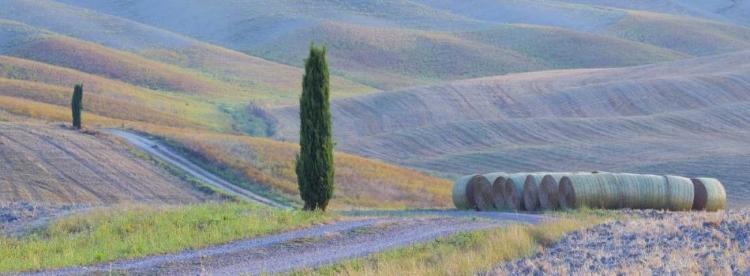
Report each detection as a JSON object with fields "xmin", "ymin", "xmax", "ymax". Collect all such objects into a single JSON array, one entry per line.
[
  {"xmin": 71, "ymin": 84, "xmax": 83, "ymax": 129},
  {"xmin": 295, "ymin": 44, "xmax": 334, "ymax": 211}
]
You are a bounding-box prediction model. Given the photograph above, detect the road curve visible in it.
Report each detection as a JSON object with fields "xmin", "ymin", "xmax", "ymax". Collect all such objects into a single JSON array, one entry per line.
[
  {"xmin": 104, "ymin": 129, "xmax": 285, "ymax": 208},
  {"xmin": 67, "ymin": 130, "xmax": 554, "ymax": 275},
  {"xmin": 20, "ymin": 213, "xmax": 549, "ymax": 276}
]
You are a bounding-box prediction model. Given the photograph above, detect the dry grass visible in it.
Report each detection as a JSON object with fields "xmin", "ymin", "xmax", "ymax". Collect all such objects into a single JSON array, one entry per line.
[
  {"xmin": 142, "ymin": 129, "xmax": 453, "ymax": 210},
  {"xmin": 141, "ymin": 43, "xmax": 375, "ymax": 103},
  {"xmin": 10, "ymin": 36, "xmax": 233, "ymax": 97},
  {"xmin": 605, "ymin": 11, "xmax": 750, "ymax": 56},
  {"xmin": 269, "ymin": 50, "xmax": 750, "ymax": 208},
  {"xmin": 0, "ymin": 203, "xmax": 337, "ymax": 273},
  {"xmin": 0, "ymin": 123, "xmax": 208, "ymax": 204},
  {"xmin": 0, "ymin": 55, "xmax": 232, "ymax": 131},
  {"xmin": 291, "ymin": 210, "xmax": 611, "ymax": 276},
  {"xmin": 505, "ymin": 210, "xmax": 750, "ymax": 275}
]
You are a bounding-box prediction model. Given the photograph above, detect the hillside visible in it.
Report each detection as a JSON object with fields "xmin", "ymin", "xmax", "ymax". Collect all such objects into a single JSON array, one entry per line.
[
  {"xmin": 137, "ymin": 128, "xmax": 454, "ymax": 210},
  {"xmin": 250, "ymin": 22, "xmax": 687, "ymax": 90},
  {"xmin": 604, "ymin": 11, "xmax": 750, "ymax": 56},
  {"xmin": 1, "ymin": 0, "xmax": 750, "ymax": 210},
  {"xmin": 269, "ymin": 51, "xmax": 750, "ymax": 208},
  {"xmin": 0, "ymin": 56, "xmax": 233, "ymax": 131},
  {"xmin": 0, "ymin": 2, "xmax": 376, "ymax": 104},
  {"xmin": 0, "ymin": 124, "xmax": 209, "ymax": 204},
  {"xmin": 557, "ymin": 0, "xmax": 750, "ymax": 27},
  {"xmin": 48, "ymin": 0, "xmax": 750, "ymax": 90}
]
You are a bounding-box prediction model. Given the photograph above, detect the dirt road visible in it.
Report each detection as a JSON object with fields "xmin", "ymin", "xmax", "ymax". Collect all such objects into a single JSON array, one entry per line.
[
  {"xmin": 74, "ymin": 129, "xmax": 551, "ymax": 275},
  {"xmin": 21, "ymin": 213, "xmax": 547, "ymax": 276},
  {"xmin": 104, "ymin": 129, "xmax": 284, "ymax": 208}
]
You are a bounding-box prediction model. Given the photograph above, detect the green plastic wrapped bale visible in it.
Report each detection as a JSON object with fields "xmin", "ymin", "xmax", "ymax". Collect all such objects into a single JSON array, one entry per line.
[
  {"xmin": 616, "ymin": 173, "xmax": 668, "ymax": 210},
  {"xmin": 523, "ymin": 173, "xmax": 549, "ymax": 212},
  {"xmin": 540, "ymin": 173, "xmax": 587, "ymax": 211},
  {"xmin": 665, "ymin": 175, "xmax": 694, "ymax": 211},
  {"xmin": 453, "ymin": 174, "xmax": 481, "ymax": 210},
  {"xmin": 504, "ymin": 173, "xmax": 530, "ymax": 211},
  {"xmin": 691, "ymin": 178, "xmax": 727, "ymax": 212},
  {"xmin": 559, "ymin": 173, "xmax": 620, "ymax": 210},
  {"xmin": 472, "ymin": 175, "xmax": 494, "ymax": 211},
  {"xmin": 484, "ymin": 172, "xmax": 508, "ymax": 210}
]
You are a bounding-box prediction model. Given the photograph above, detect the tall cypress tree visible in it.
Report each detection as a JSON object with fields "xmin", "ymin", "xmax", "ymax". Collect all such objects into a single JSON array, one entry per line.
[
  {"xmin": 71, "ymin": 84, "xmax": 83, "ymax": 129},
  {"xmin": 296, "ymin": 44, "xmax": 334, "ymax": 211}
]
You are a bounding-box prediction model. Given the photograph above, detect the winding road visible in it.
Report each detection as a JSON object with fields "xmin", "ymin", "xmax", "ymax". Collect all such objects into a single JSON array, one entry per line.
[
  {"xmin": 30, "ymin": 130, "xmax": 553, "ymax": 275},
  {"xmin": 105, "ymin": 129, "xmax": 285, "ymax": 208}
]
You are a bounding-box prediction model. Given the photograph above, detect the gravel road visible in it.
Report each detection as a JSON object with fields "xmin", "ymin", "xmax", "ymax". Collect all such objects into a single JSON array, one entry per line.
[
  {"xmin": 62, "ymin": 129, "xmax": 549, "ymax": 275},
  {"xmin": 16, "ymin": 214, "xmax": 547, "ymax": 276},
  {"xmin": 104, "ymin": 129, "xmax": 284, "ymax": 208}
]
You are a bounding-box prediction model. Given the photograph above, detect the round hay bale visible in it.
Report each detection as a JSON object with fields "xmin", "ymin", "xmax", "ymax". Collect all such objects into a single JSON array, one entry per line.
[
  {"xmin": 504, "ymin": 173, "xmax": 529, "ymax": 211},
  {"xmin": 523, "ymin": 173, "xmax": 548, "ymax": 212},
  {"xmin": 559, "ymin": 173, "xmax": 619, "ymax": 210},
  {"xmin": 616, "ymin": 174, "xmax": 668, "ymax": 210},
  {"xmin": 691, "ymin": 178, "xmax": 726, "ymax": 212},
  {"xmin": 472, "ymin": 175, "xmax": 494, "ymax": 211},
  {"xmin": 452, "ymin": 174, "xmax": 480, "ymax": 210},
  {"xmin": 665, "ymin": 175, "xmax": 694, "ymax": 211},
  {"xmin": 484, "ymin": 172, "xmax": 509, "ymax": 210},
  {"xmin": 540, "ymin": 173, "xmax": 588, "ymax": 210}
]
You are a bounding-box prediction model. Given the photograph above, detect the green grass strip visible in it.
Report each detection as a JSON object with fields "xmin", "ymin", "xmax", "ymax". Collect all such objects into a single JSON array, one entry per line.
[{"xmin": 0, "ymin": 203, "xmax": 336, "ymax": 273}]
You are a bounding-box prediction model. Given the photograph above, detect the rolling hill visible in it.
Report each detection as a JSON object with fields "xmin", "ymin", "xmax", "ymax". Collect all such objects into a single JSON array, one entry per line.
[
  {"xmin": 1, "ymin": 0, "xmax": 750, "ymax": 210},
  {"xmin": 556, "ymin": 0, "xmax": 750, "ymax": 27},
  {"xmin": 0, "ymin": 123, "xmax": 210, "ymax": 204},
  {"xmin": 47, "ymin": 0, "xmax": 750, "ymax": 90},
  {"xmin": 249, "ymin": 22, "xmax": 688, "ymax": 90},
  {"xmin": 139, "ymin": 128, "xmax": 454, "ymax": 209},
  {"xmin": 269, "ymin": 51, "xmax": 750, "ymax": 208}
]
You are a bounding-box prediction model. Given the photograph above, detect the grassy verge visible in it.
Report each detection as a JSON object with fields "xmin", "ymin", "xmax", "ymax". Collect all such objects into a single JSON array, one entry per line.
[
  {"xmin": 290, "ymin": 209, "xmax": 616, "ymax": 276},
  {"xmin": 0, "ymin": 203, "xmax": 337, "ymax": 273}
]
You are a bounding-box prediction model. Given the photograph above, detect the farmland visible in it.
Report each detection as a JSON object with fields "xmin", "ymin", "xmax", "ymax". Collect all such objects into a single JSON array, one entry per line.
[
  {"xmin": 0, "ymin": 0, "xmax": 750, "ymax": 274},
  {"xmin": 0, "ymin": 124, "xmax": 208, "ymax": 204},
  {"xmin": 269, "ymin": 51, "xmax": 750, "ymax": 208},
  {"xmin": 141, "ymin": 128, "xmax": 454, "ymax": 210}
]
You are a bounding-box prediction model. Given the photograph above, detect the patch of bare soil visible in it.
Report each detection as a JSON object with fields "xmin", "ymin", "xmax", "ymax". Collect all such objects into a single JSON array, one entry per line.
[{"xmin": 487, "ymin": 210, "xmax": 750, "ymax": 275}]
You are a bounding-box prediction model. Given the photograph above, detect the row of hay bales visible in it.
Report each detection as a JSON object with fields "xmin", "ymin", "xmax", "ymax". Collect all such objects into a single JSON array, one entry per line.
[{"xmin": 453, "ymin": 172, "xmax": 726, "ymax": 212}]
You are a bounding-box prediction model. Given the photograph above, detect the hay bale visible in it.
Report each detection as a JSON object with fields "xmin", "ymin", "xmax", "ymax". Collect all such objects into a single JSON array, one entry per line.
[
  {"xmin": 539, "ymin": 173, "xmax": 586, "ymax": 211},
  {"xmin": 523, "ymin": 173, "xmax": 549, "ymax": 212},
  {"xmin": 452, "ymin": 174, "xmax": 480, "ymax": 210},
  {"xmin": 616, "ymin": 173, "xmax": 668, "ymax": 210},
  {"xmin": 665, "ymin": 175, "xmax": 694, "ymax": 211},
  {"xmin": 484, "ymin": 172, "xmax": 508, "ymax": 210},
  {"xmin": 504, "ymin": 173, "xmax": 529, "ymax": 211},
  {"xmin": 559, "ymin": 173, "xmax": 619, "ymax": 210},
  {"xmin": 691, "ymin": 178, "xmax": 727, "ymax": 212},
  {"xmin": 472, "ymin": 175, "xmax": 494, "ymax": 211}
]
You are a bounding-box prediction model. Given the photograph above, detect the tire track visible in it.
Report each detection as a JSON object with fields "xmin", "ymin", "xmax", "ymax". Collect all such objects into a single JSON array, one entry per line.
[
  {"xmin": 104, "ymin": 130, "xmax": 286, "ymax": 208},
  {"xmin": 21, "ymin": 213, "xmax": 549, "ymax": 276}
]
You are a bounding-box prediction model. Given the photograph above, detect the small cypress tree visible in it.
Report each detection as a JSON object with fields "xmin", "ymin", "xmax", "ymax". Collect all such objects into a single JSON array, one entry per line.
[
  {"xmin": 295, "ymin": 43, "xmax": 334, "ymax": 211},
  {"xmin": 71, "ymin": 84, "xmax": 83, "ymax": 129}
]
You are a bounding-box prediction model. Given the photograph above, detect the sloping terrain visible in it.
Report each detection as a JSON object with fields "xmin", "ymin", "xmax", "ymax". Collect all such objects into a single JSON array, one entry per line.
[
  {"xmin": 250, "ymin": 22, "xmax": 687, "ymax": 90},
  {"xmin": 604, "ymin": 11, "xmax": 750, "ymax": 56},
  {"xmin": 557, "ymin": 0, "xmax": 750, "ymax": 27},
  {"xmin": 0, "ymin": 56, "xmax": 232, "ymax": 131},
  {"xmin": 0, "ymin": 124, "xmax": 208, "ymax": 204},
  {"xmin": 48, "ymin": 0, "xmax": 750, "ymax": 90},
  {"xmin": 1, "ymin": 0, "xmax": 750, "ymax": 209},
  {"xmin": 136, "ymin": 127, "xmax": 454, "ymax": 210},
  {"xmin": 269, "ymin": 51, "xmax": 750, "ymax": 208}
]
